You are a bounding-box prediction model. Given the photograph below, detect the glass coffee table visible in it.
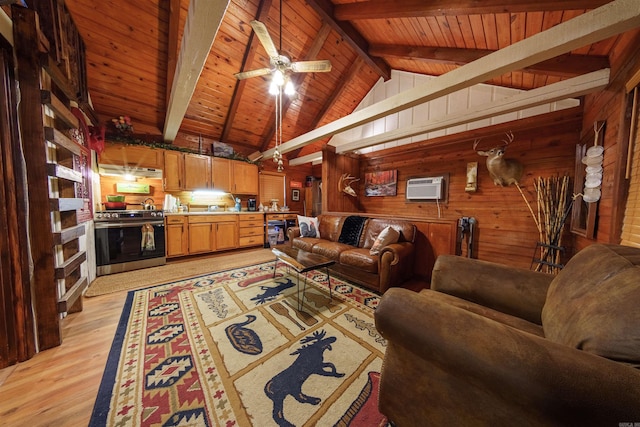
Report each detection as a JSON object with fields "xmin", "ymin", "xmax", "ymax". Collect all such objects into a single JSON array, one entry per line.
[{"xmin": 271, "ymin": 245, "xmax": 335, "ymax": 310}]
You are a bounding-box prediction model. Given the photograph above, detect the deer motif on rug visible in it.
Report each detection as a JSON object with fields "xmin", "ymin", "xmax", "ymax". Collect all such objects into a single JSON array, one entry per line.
[{"xmin": 264, "ymin": 329, "xmax": 345, "ymax": 427}]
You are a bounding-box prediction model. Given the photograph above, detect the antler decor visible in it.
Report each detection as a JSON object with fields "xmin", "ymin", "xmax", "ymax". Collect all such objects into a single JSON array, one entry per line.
[{"xmin": 338, "ymin": 173, "xmax": 360, "ymax": 197}]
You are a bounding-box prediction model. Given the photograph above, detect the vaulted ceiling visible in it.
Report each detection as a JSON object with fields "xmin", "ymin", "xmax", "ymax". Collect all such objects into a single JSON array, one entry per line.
[{"xmin": 62, "ymin": 0, "xmax": 628, "ymax": 164}]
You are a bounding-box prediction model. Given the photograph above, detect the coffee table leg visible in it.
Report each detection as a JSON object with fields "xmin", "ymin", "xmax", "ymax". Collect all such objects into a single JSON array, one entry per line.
[
  {"xmin": 297, "ymin": 272, "xmax": 304, "ymax": 311},
  {"xmin": 325, "ymin": 267, "xmax": 332, "ymax": 301}
]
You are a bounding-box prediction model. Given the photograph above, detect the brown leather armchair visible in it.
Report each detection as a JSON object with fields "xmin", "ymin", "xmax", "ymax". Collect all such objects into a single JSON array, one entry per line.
[{"xmin": 375, "ymin": 244, "xmax": 640, "ymax": 426}]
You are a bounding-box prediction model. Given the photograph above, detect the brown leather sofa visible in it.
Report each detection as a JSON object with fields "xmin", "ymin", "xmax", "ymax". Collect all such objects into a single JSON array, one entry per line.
[
  {"xmin": 287, "ymin": 214, "xmax": 416, "ymax": 293},
  {"xmin": 375, "ymin": 244, "xmax": 640, "ymax": 426}
]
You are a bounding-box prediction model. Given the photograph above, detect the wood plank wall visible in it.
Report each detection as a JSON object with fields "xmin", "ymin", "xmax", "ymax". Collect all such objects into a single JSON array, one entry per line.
[
  {"xmin": 358, "ymin": 107, "xmax": 583, "ymax": 269},
  {"xmin": 577, "ymin": 29, "xmax": 640, "ymax": 250}
]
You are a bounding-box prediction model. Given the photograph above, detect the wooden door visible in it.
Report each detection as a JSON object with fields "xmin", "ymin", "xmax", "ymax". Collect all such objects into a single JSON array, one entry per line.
[
  {"xmin": 163, "ymin": 151, "xmax": 183, "ymax": 191},
  {"xmin": 215, "ymin": 221, "xmax": 238, "ymax": 250},
  {"xmin": 165, "ymin": 216, "xmax": 188, "ymax": 257},
  {"xmin": 122, "ymin": 144, "xmax": 163, "ymax": 169},
  {"xmin": 233, "ymin": 161, "xmax": 259, "ymax": 194},
  {"xmin": 184, "ymin": 153, "xmax": 211, "ymax": 190},
  {"xmin": 212, "ymin": 157, "xmax": 232, "ymax": 192},
  {"xmin": 188, "ymin": 222, "xmax": 213, "ymax": 254}
]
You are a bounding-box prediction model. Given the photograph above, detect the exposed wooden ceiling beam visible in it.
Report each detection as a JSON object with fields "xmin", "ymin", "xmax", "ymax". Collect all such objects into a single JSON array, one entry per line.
[
  {"xmin": 305, "ymin": 0, "xmax": 391, "ymax": 80},
  {"xmin": 223, "ymin": 0, "xmax": 273, "ymax": 143},
  {"xmin": 262, "ymin": 0, "xmax": 640, "ymax": 159},
  {"xmin": 370, "ymin": 44, "xmax": 610, "ymax": 78},
  {"xmin": 334, "ymin": 69, "xmax": 610, "ymax": 153},
  {"xmin": 334, "ymin": 0, "xmax": 612, "ymax": 21},
  {"xmin": 165, "ymin": 0, "xmax": 181, "ymax": 106},
  {"xmin": 162, "ymin": 0, "xmax": 229, "ymax": 142}
]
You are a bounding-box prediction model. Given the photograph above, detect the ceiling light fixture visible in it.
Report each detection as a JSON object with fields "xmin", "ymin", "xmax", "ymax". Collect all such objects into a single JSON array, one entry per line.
[{"xmin": 271, "ymin": 0, "xmax": 295, "ymax": 172}]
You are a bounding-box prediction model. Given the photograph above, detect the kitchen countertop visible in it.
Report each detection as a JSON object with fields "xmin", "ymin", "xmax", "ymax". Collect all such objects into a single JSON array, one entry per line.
[{"xmin": 164, "ymin": 211, "xmax": 297, "ymax": 216}]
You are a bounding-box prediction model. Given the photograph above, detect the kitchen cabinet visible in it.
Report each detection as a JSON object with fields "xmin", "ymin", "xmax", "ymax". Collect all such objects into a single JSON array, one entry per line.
[
  {"xmin": 163, "ymin": 150, "xmax": 183, "ymax": 191},
  {"xmin": 212, "ymin": 157, "xmax": 232, "ymax": 192},
  {"xmin": 187, "ymin": 214, "xmax": 238, "ymax": 254},
  {"xmin": 215, "ymin": 220, "xmax": 238, "ymax": 250},
  {"xmin": 166, "ymin": 215, "xmax": 188, "ymax": 258},
  {"xmin": 232, "ymin": 161, "xmax": 259, "ymax": 194},
  {"xmin": 238, "ymin": 213, "xmax": 264, "ymax": 247},
  {"xmin": 184, "ymin": 153, "xmax": 211, "ymax": 190},
  {"xmin": 100, "ymin": 142, "xmax": 164, "ymax": 169},
  {"xmin": 164, "ymin": 151, "xmax": 212, "ymax": 191}
]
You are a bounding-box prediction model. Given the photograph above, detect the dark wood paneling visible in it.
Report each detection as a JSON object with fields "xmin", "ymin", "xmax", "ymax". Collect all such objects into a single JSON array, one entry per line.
[{"xmin": 359, "ymin": 108, "xmax": 582, "ymax": 269}]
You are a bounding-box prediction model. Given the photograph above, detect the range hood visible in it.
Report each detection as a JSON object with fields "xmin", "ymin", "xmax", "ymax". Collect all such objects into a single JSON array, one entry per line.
[{"xmin": 98, "ymin": 164, "xmax": 163, "ymax": 179}]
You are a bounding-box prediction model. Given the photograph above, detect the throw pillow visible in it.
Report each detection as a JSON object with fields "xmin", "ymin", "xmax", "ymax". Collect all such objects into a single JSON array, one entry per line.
[
  {"xmin": 297, "ymin": 215, "xmax": 320, "ymax": 238},
  {"xmin": 369, "ymin": 225, "xmax": 400, "ymax": 255}
]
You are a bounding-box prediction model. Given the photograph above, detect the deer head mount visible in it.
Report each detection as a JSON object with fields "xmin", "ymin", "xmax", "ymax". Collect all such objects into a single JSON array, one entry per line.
[
  {"xmin": 338, "ymin": 173, "xmax": 360, "ymax": 197},
  {"xmin": 474, "ymin": 131, "xmax": 524, "ymax": 187}
]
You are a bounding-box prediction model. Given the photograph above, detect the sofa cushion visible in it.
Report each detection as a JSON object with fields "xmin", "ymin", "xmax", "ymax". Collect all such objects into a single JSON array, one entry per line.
[
  {"xmin": 292, "ymin": 237, "xmax": 323, "ymax": 253},
  {"xmin": 542, "ymin": 244, "xmax": 640, "ymax": 365},
  {"xmin": 297, "ymin": 215, "xmax": 320, "ymax": 238},
  {"xmin": 370, "ymin": 225, "xmax": 400, "ymax": 255},
  {"xmin": 362, "ymin": 218, "xmax": 416, "ymax": 248},
  {"xmin": 318, "ymin": 215, "xmax": 345, "ymax": 242},
  {"xmin": 312, "ymin": 241, "xmax": 354, "ymax": 261},
  {"xmin": 340, "ymin": 248, "xmax": 379, "ymax": 274},
  {"xmin": 338, "ymin": 215, "xmax": 368, "ymax": 246}
]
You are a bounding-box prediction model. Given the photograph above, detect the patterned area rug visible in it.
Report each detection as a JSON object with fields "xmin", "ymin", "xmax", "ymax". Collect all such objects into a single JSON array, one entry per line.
[{"xmin": 90, "ymin": 261, "xmax": 390, "ymax": 426}]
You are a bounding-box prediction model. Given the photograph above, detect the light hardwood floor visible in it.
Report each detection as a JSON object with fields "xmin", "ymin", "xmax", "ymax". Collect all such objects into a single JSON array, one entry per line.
[{"xmin": 0, "ymin": 290, "xmax": 127, "ymax": 426}]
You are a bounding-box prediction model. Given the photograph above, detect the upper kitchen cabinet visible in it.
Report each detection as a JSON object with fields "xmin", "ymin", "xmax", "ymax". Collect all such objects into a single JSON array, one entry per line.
[
  {"xmin": 184, "ymin": 153, "xmax": 211, "ymax": 190},
  {"xmin": 100, "ymin": 142, "xmax": 163, "ymax": 169},
  {"xmin": 163, "ymin": 150, "xmax": 184, "ymax": 191},
  {"xmin": 233, "ymin": 162, "xmax": 258, "ymax": 195},
  {"xmin": 164, "ymin": 151, "xmax": 212, "ymax": 191},
  {"xmin": 212, "ymin": 157, "xmax": 232, "ymax": 192}
]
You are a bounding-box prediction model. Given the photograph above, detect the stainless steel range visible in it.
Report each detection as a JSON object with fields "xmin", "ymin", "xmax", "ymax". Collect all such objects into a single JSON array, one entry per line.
[{"xmin": 94, "ymin": 210, "xmax": 166, "ymax": 276}]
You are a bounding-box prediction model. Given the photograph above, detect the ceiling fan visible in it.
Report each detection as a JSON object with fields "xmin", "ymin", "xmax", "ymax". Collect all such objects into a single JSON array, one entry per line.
[{"xmin": 234, "ymin": 19, "xmax": 332, "ymax": 81}]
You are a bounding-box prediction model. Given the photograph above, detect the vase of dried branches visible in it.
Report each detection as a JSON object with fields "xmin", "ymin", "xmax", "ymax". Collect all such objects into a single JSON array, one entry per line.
[{"xmin": 532, "ymin": 175, "xmax": 573, "ymax": 274}]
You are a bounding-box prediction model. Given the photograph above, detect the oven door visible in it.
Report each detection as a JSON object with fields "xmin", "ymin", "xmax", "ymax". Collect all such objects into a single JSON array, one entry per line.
[{"xmin": 95, "ymin": 220, "xmax": 166, "ymax": 275}]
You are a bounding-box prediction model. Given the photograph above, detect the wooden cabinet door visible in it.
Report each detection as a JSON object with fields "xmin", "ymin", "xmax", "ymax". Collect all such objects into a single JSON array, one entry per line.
[
  {"xmin": 215, "ymin": 221, "xmax": 237, "ymax": 250},
  {"xmin": 212, "ymin": 157, "xmax": 232, "ymax": 192},
  {"xmin": 123, "ymin": 145, "xmax": 163, "ymax": 169},
  {"xmin": 189, "ymin": 223, "xmax": 213, "ymax": 254},
  {"xmin": 165, "ymin": 217, "xmax": 188, "ymax": 257},
  {"xmin": 184, "ymin": 153, "xmax": 211, "ymax": 190},
  {"xmin": 163, "ymin": 150, "xmax": 184, "ymax": 191},
  {"xmin": 99, "ymin": 142, "xmax": 163, "ymax": 168},
  {"xmin": 233, "ymin": 161, "xmax": 258, "ymax": 194}
]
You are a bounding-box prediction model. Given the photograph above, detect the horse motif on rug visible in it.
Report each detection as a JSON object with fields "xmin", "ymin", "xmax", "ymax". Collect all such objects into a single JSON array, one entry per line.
[{"xmin": 264, "ymin": 329, "xmax": 344, "ymax": 427}]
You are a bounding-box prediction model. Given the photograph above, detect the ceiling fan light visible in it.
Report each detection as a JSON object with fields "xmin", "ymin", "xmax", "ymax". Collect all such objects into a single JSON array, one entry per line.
[
  {"xmin": 269, "ymin": 81, "xmax": 279, "ymax": 95},
  {"xmin": 273, "ymin": 69, "xmax": 285, "ymax": 86},
  {"xmin": 284, "ymin": 80, "xmax": 296, "ymax": 96}
]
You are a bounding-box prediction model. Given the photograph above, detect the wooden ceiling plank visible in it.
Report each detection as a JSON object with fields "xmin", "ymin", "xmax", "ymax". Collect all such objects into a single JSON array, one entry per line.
[
  {"xmin": 369, "ymin": 44, "xmax": 610, "ymax": 77},
  {"xmin": 162, "ymin": 0, "xmax": 230, "ymax": 142},
  {"xmin": 221, "ymin": 0, "xmax": 273, "ymax": 144},
  {"xmin": 264, "ymin": 0, "xmax": 640, "ymax": 158},
  {"xmin": 334, "ymin": 0, "xmax": 611, "ymax": 20},
  {"xmin": 333, "ymin": 68, "xmax": 610, "ymax": 153},
  {"xmin": 165, "ymin": 0, "xmax": 181, "ymax": 105},
  {"xmin": 305, "ymin": 0, "xmax": 391, "ymax": 80}
]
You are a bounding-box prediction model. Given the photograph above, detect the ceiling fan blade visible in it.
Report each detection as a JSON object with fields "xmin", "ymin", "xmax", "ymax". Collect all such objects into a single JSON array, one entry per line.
[
  {"xmin": 234, "ymin": 68, "xmax": 272, "ymax": 80},
  {"xmin": 250, "ymin": 20, "xmax": 279, "ymax": 59},
  {"xmin": 290, "ymin": 60, "xmax": 332, "ymax": 73}
]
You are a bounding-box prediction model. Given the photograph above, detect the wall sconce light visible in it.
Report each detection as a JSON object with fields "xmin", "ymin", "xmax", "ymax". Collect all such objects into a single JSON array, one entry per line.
[{"xmin": 465, "ymin": 162, "xmax": 478, "ymax": 192}]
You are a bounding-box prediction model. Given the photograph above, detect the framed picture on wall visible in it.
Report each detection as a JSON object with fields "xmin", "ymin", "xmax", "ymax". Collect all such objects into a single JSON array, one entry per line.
[
  {"xmin": 292, "ymin": 189, "xmax": 300, "ymax": 201},
  {"xmin": 365, "ymin": 170, "xmax": 398, "ymax": 196}
]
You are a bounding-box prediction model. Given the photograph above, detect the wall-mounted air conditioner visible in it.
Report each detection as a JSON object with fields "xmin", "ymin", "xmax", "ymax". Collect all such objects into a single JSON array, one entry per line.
[{"xmin": 406, "ymin": 176, "xmax": 444, "ymax": 200}]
